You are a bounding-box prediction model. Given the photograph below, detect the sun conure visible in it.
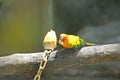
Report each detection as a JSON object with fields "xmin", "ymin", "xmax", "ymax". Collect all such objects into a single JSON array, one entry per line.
[{"xmin": 59, "ymin": 34, "xmax": 95, "ymax": 49}]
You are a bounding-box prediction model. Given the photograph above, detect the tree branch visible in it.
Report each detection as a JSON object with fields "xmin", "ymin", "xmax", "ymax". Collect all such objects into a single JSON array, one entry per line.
[{"xmin": 0, "ymin": 44, "xmax": 120, "ymax": 76}]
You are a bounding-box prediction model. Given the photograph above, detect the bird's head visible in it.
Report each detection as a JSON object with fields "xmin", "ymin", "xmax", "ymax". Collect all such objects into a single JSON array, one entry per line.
[{"xmin": 59, "ymin": 34, "xmax": 72, "ymax": 48}]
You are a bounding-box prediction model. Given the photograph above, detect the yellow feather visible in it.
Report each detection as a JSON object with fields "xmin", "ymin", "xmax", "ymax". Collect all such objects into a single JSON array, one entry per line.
[{"xmin": 59, "ymin": 34, "xmax": 84, "ymax": 48}]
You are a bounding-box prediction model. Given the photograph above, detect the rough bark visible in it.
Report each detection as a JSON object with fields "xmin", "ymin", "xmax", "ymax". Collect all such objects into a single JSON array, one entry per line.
[{"xmin": 0, "ymin": 44, "xmax": 120, "ymax": 76}]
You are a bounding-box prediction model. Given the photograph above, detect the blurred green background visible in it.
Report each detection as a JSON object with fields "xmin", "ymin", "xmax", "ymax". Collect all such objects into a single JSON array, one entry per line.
[
  {"xmin": 0, "ymin": 0, "xmax": 54, "ymax": 56},
  {"xmin": 0, "ymin": 0, "xmax": 120, "ymax": 56},
  {"xmin": 0, "ymin": 0, "xmax": 120, "ymax": 80}
]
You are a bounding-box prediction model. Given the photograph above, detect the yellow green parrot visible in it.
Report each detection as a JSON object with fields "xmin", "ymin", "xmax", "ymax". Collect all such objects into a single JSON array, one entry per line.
[{"xmin": 59, "ymin": 34, "xmax": 95, "ymax": 49}]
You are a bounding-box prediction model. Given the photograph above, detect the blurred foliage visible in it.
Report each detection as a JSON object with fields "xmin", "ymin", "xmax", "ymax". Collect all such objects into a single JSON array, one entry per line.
[{"xmin": 0, "ymin": 0, "xmax": 53, "ymax": 56}]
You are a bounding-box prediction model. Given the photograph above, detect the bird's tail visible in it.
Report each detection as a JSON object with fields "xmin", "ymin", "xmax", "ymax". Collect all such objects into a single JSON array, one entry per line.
[{"xmin": 85, "ymin": 42, "xmax": 95, "ymax": 46}]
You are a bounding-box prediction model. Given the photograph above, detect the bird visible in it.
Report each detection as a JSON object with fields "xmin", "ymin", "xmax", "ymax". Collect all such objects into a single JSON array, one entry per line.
[{"xmin": 59, "ymin": 34, "xmax": 95, "ymax": 49}]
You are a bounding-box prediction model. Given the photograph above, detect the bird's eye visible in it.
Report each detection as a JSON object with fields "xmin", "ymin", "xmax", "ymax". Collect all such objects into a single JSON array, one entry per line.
[
  {"xmin": 61, "ymin": 38, "xmax": 64, "ymax": 42},
  {"xmin": 60, "ymin": 36, "xmax": 65, "ymax": 42}
]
